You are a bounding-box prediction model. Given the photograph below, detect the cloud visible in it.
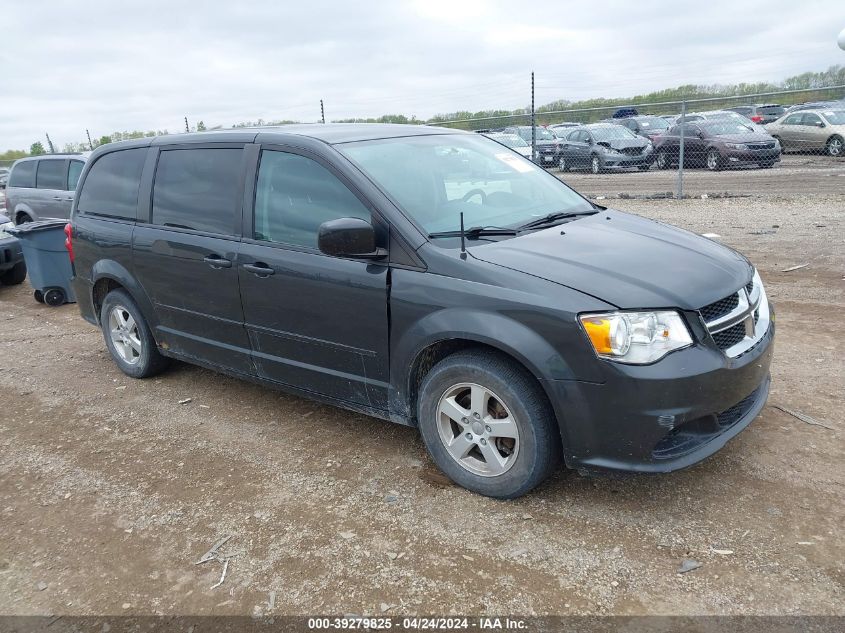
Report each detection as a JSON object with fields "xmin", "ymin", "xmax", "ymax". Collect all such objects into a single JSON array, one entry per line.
[{"xmin": 0, "ymin": 0, "xmax": 842, "ymax": 150}]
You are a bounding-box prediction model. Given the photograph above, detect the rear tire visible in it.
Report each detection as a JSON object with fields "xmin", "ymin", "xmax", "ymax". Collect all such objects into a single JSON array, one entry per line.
[
  {"xmin": 826, "ymin": 135, "xmax": 843, "ymax": 157},
  {"xmin": 656, "ymin": 150, "xmax": 671, "ymax": 169},
  {"xmin": 557, "ymin": 156, "xmax": 568, "ymax": 172},
  {"xmin": 590, "ymin": 154, "xmax": 603, "ymax": 174},
  {"xmin": 0, "ymin": 262, "xmax": 26, "ymax": 285},
  {"xmin": 15, "ymin": 213, "xmax": 32, "ymax": 225},
  {"xmin": 101, "ymin": 289, "xmax": 170, "ymax": 378},
  {"xmin": 417, "ymin": 349, "xmax": 561, "ymax": 499}
]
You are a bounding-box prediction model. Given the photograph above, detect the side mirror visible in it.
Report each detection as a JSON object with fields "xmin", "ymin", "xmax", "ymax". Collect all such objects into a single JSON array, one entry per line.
[
  {"xmin": 817, "ymin": 121, "xmax": 826, "ymax": 128},
  {"xmin": 317, "ymin": 217, "xmax": 386, "ymax": 259}
]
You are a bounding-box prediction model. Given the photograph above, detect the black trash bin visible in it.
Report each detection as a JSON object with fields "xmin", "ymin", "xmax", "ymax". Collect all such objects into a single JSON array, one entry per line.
[{"xmin": 7, "ymin": 220, "xmax": 76, "ymax": 306}]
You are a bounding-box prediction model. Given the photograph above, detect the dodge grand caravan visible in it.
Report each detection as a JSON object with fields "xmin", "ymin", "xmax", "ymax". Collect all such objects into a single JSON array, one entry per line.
[{"xmin": 68, "ymin": 125, "xmax": 774, "ymax": 498}]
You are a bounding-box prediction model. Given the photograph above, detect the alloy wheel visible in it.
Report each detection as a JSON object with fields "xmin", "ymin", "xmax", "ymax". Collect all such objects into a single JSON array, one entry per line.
[
  {"xmin": 591, "ymin": 156, "xmax": 601, "ymax": 174},
  {"xmin": 828, "ymin": 137, "xmax": 843, "ymax": 157},
  {"xmin": 108, "ymin": 305, "xmax": 142, "ymax": 365},
  {"xmin": 707, "ymin": 150, "xmax": 720, "ymax": 170},
  {"xmin": 436, "ymin": 382, "xmax": 520, "ymax": 477}
]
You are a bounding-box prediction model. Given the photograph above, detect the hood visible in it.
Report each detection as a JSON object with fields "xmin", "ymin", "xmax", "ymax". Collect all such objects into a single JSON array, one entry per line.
[
  {"xmin": 597, "ymin": 138, "xmax": 649, "ymax": 150},
  {"xmin": 470, "ymin": 210, "xmax": 752, "ymax": 310}
]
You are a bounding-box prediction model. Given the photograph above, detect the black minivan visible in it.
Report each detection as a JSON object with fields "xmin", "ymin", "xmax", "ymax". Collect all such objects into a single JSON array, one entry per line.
[{"xmin": 68, "ymin": 125, "xmax": 774, "ymax": 498}]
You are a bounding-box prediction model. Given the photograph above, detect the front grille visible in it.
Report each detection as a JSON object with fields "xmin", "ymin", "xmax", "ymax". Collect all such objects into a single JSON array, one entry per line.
[
  {"xmin": 699, "ymin": 293, "xmax": 739, "ymax": 322},
  {"xmin": 712, "ymin": 322, "xmax": 746, "ymax": 349},
  {"xmin": 620, "ymin": 147, "xmax": 642, "ymax": 156},
  {"xmin": 747, "ymin": 142, "xmax": 775, "ymax": 150}
]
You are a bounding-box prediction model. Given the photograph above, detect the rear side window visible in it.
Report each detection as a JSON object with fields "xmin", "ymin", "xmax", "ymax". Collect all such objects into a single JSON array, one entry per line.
[
  {"xmin": 67, "ymin": 161, "xmax": 84, "ymax": 190},
  {"xmin": 77, "ymin": 148, "xmax": 146, "ymax": 219},
  {"xmin": 152, "ymin": 148, "xmax": 242, "ymax": 235},
  {"xmin": 8, "ymin": 161, "xmax": 36, "ymax": 188},
  {"xmin": 36, "ymin": 160, "xmax": 67, "ymax": 190},
  {"xmin": 254, "ymin": 151, "xmax": 370, "ymax": 249}
]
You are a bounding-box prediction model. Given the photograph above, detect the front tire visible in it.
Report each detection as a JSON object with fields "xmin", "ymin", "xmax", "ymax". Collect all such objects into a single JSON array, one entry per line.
[
  {"xmin": 0, "ymin": 262, "xmax": 26, "ymax": 285},
  {"xmin": 417, "ymin": 350, "xmax": 561, "ymax": 499},
  {"xmin": 706, "ymin": 148, "xmax": 723, "ymax": 171},
  {"xmin": 656, "ymin": 150, "xmax": 671, "ymax": 169},
  {"xmin": 101, "ymin": 289, "xmax": 170, "ymax": 378},
  {"xmin": 590, "ymin": 154, "xmax": 603, "ymax": 174},
  {"xmin": 827, "ymin": 135, "xmax": 843, "ymax": 157}
]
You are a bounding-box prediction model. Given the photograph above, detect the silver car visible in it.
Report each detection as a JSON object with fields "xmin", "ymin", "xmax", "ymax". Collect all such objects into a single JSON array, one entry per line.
[
  {"xmin": 5, "ymin": 154, "xmax": 88, "ymax": 224},
  {"xmin": 765, "ymin": 109, "xmax": 845, "ymax": 156}
]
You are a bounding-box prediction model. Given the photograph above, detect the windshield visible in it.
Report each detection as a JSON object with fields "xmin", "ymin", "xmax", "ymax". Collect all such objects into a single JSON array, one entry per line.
[
  {"xmin": 490, "ymin": 134, "xmax": 529, "ymax": 148},
  {"xmin": 339, "ymin": 134, "xmax": 592, "ymax": 234},
  {"xmin": 700, "ymin": 121, "xmax": 755, "ymax": 135},
  {"xmin": 589, "ymin": 126, "xmax": 638, "ymax": 141},
  {"xmin": 822, "ymin": 110, "xmax": 845, "ymax": 125}
]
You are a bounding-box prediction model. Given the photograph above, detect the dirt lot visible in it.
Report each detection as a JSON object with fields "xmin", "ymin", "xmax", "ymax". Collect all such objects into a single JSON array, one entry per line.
[
  {"xmin": 558, "ymin": 154, "xmax": 845, "ymax": 198},
  {"xmin": 0, "ymin": 192, "xmax": 843, "ymax": 617}
]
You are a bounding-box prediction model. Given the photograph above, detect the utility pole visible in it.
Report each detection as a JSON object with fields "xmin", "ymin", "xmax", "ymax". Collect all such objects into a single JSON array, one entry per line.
[
  {"xmin": 320, "ymin": 100, "xmax": 325, "ymax": 124},
  {"xmin": 86, "ymin": 129, "xmax": 94, "ymax": 151},
  {"xmin": 530, "ymin": 72, "xmax": 536, "ymax": 164},
  {"xmin": 45, "ymin": 133, "xmax": 55, "ymax": 153},
  {"xmin": 184, "ymin": 117, "xmax": 190, "ymax": 133},
  {"xmin": 677, "ymin": 100, "xmax": 686, "ymax": 199}
]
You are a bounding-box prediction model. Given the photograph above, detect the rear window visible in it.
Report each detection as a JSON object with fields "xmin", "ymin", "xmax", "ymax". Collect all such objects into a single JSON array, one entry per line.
[
  {"xmin": 8, "ymin": 160, "xmax": 36, "ymax": 188},
  {"xmin": 36, "ymin": 160, "xmax": 66, "ymax": 190},
  {"xmin": 759, "ymin": 106, "xmax": 785, "ymax": 116},
  {"xmin": 77, "ymin": 148, "xmax": 147, "ymax": 219},
  {"xmin": 152, "ymin": 148, "xmax": 242, "ymax": 235}
]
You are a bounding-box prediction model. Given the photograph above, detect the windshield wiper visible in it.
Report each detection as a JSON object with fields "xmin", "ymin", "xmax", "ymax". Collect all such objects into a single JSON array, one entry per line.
[
  {"xmin": 428, "ymin": 226, "xmax": 518, "ymax": 239},
  {"xmin": 518, "ymin": 209, "xmax": 598, "ymax": 231}
]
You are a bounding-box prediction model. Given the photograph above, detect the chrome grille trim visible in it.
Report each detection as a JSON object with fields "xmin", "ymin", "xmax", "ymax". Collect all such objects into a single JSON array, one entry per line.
[{"xmin": 701, "ymin": 270, "xmax": 769, "ymax": 358}]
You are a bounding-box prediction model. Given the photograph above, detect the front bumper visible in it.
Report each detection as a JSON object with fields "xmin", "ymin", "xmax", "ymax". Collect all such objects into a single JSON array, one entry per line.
[
  {"xmin": 0, "ymin": 236, "xmax": 24, "ymax": 272},
  {"xmin": 724, "ymin": 148, "xmax": 780, "ymax": 165},
  {"xmin": 542, "ymin": 311, "xmax": 775, "ymax": 473},
  {"xmin": 603, "ymin": 151, "xmax": 654, "ymax": 168}
]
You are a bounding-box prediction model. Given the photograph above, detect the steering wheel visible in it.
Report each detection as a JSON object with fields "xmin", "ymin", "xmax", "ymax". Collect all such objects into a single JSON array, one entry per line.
[{"xmin": 461, "ymin": 188, "xmax": 487, "ymax": 204}]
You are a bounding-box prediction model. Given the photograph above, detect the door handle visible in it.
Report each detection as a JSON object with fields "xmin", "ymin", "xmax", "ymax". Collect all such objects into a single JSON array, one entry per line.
[
  {"xmin": 243, "ymin": 262, "xmax": 275, "ymax": 277},
  {"xmin": 203, "ymin": 255, "xmax": 232, "ymax": 269}
]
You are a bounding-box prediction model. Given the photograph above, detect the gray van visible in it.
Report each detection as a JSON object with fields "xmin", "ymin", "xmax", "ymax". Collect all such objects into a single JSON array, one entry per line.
[{"xmin": 5, "ymin": 154, "xmax": 88, "ymax": 224}]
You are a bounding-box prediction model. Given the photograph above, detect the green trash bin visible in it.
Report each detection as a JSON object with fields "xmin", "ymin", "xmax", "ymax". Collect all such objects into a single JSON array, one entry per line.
[{"xmin": 7, "ymin": 220, "xmax": 76, "ymax": 306}]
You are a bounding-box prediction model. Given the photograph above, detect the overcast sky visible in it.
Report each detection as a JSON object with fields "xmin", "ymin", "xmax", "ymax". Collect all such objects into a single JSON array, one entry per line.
[{"xmin": 1, "ymin": 0, "xmax": 843, "ymax": 151}]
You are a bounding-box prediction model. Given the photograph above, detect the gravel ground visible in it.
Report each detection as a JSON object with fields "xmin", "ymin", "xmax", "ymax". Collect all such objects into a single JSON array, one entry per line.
[{"xmin": 0, "ymin": 193, "xmax": 843, "ymax": 617}]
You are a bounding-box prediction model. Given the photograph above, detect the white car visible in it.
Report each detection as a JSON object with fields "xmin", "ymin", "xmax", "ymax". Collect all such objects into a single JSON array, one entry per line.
[{"xmin": 483, "ymin": 133, "xmax": 533, "ymax": 159}]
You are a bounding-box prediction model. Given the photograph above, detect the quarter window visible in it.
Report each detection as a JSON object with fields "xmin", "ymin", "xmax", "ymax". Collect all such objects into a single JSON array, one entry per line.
[
  {"xmin": 254, "ymin": 151, "xmax": 370, "ymax": 249},
  {"xmin": 8, "ymin": 160, "xmax": 36, "ymax": 188},
  {"xmin": 36, "ymin": 160, "xmax": 67, "ymax": 190},
  {"xmin": 67, "ymin": 161, "xmax": 84, "ymax": 191},
  {"xmin": 152, "ymin": 148, "xmax": 243, "ymax": 235},
  {"xmin": 77, "ymin": 149, "xmax": 146, "ymax": 219},
  {"xmin": 801, "ymin": 113, "xmax": 822, "ymax": 126},
  {"xmin": 783, "ymin": 114, "xmax": 803, "ymax": 125}
]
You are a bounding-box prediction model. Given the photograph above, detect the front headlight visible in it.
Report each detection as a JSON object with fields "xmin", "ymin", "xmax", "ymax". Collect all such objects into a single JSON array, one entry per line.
[
  {"xmin": 725, "ymin": 143, "xmax": 747, "ymax": 150},
  {"xmin": 579, "ymin": 311, "xmax": 693, "ymax": 364}
]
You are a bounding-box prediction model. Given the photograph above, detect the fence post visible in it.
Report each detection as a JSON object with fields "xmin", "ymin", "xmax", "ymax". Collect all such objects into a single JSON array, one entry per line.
[
  {"xmin": 676, "ymin": 100, "xmax": 686, "ymax": 199},
  {"xmin": 530, "ymin": 72, "xmax": 537, "ymax": 164},
  {"xmin": 320, "ymin": 100, "xmax": 325, "ymax": 124}
]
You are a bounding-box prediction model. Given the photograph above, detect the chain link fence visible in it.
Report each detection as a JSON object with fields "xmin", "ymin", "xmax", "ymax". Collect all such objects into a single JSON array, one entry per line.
[{"xmin": 434, "ymin": 86, "xmax": 845, "ymax": 199}]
